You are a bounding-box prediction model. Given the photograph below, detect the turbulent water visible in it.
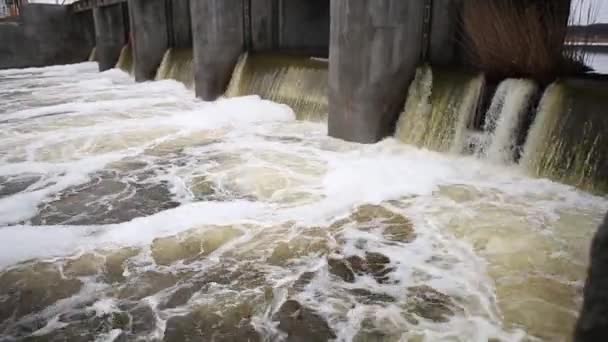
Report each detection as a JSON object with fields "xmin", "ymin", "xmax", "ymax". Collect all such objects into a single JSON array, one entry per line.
[
  {"xmin": 155, "ymin": 48, "xmax": 194, "ymax": 89},
  {"xmin": 521, "ymin": 81, "xmax": 608, "ymax": 194},
  {"xmin": 396, "ymin": 66, "xmax": 484, "ymax": 153},
  {"xmin": 0, "ymin": 63, "xmax": 606, "ymax": 342},
  {"xmin": 226, "ymin": 53, "xmax": 328, "ymax": 122},
  {"xmin": 115, "ymin": 45, "xmax": 134, "ymax": 75},
  {"xmin": 475, "ymin": 79, "xmax": 538, "ymax": 164}
]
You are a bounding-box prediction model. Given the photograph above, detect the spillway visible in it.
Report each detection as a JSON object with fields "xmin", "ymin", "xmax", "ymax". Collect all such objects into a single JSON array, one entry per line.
[
  {"xmin": 395, "ymin": 66, "xmax": 484, "ymax": 153},
  {"xmin": 115, "ymin": 44, "xmax": 134, "ymax": 75},
  {"xmin": 225, "ymin": 53, "xmax": 329, "ymax": 122},
  {"xmin": 155, "ymin": 48, "xmax": 194, "ymax": 89}
]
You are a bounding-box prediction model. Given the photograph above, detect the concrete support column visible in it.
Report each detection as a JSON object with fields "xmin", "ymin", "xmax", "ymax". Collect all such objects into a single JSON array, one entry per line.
[
  {"xmin": 191, "ymin": 0, "xmax": 243, "ymax": 100},
  {"xmin": 93, "ymin": 4, "xmax": 127, "ymax": 71},
  {"xmin": 429, "ymin": 0, "xmax": 463, "ymax": 66},
  {"xmin": 169, "ymin": 0, "xmax": 192, "ymax": 48},
  {"xmin": 328, "ymin": 0, "xmax": 426, "ymax": 143},
  {"xmin": 128, "ymin": 0, "xmax": 169, "ymax": 81}
]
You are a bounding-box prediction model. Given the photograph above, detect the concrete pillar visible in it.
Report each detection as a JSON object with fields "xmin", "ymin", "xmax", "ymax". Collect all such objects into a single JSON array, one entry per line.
[
  {"xmin": 250, "ymin": 0, "xmax": 329, "ymax": 56},
  {"xmin": 250, "ymin": 0, "xmax": 278, "ymax": 52},
  {"xmin": 429, "ymin": 0, "xmax": 463, "ymax": 66},
  {"xmin": 128, "ymin": 0, "xmax": 169, "ymax": 81},
  {"xmin": 93, "ymin": 4, "xmax": 127, "ymax": 71},
  {"xmin": 328, "ymin": 0, "xmax": 426, "ymax": 143},
  {"xmin": 279, "ymin": 0, "xmax": 329, "ymax": 56},
  {"xmin": 169, "ymin": 0, "xmax": 192, "ymax": 48},
  {"xmin": 191, "ymin": 0, "xmax": 243, "ymax": 100}
]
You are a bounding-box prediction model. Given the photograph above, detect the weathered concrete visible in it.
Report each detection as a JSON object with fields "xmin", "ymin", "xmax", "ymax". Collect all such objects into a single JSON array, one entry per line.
[
  {"xmin": 0, "ymin": 4, "xmax": 95, "ymax": 69},
  {"xmin": 280, "ymin": 0, "xmax": 329, "ymax": 56},
  {"xmin": 169, "ymin": 0, "xmax": 192, "ymax": 48},
  {"xmin": 575, "ymin": 212, "xmax": 608, "ymax": 342},
  {"xmin": 128, "ymin": 0, "xmax": 168, "ymax": 81},
  {"xmin": 191, "ymin": 0, "xmax": 243, "ymax": 100},
  {"xmin": 250, "ymin": 0, "xmax": 329, "ymax": 56},
  {"xmin": 93, "ymin": 4, "xmax": 127, "ymax": 71},
  {"xmin": 429, "ymin": 0, "xmax": 463, "ymax": 66},
  {"xmin": 328, "ymin": 0, "xmax": 426, "ymax": 143}
]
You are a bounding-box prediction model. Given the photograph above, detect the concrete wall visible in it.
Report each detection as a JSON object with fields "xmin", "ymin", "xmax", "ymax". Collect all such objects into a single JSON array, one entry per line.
[
  {"xmin": 128, "ymin": 0, "xmax": 169, "ymax": 81},
  {"xmin": 328, "ymin": 0, "xmax": 426, "ymax": 143},
  {"xmin": 429, "ymin": 0, "xmax": 463, "ymax": 66},
  {"xmin": 250, "ymin": 0, "xmax": 329, "ymax": 56},
  {"xmin": 0, "ymin": 4, "xmax": 95, "ymax": 69},
  {"xmin": 169, "ymin": 0, "xmax": 192, "ymax": 48},
  {"xmin": 93, "ymin": 4, "xmax": 127, "ymax": 71},
  {"xmin": 191, "ymin": 0, "xmax": 243, "ymax": 100}
]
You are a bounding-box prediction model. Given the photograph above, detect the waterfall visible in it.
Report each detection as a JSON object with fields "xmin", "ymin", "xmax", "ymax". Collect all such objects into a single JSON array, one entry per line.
[
  {"xmin": 475, "ymin": 79, "xmax": 538, "ymax": 164},
  {"xmin": 395, "ymin": 66, "xmax": 484, "ymax": 153},
  {"xmin": 88, "ymin": 47, "xmax": 96, "ymax": 62},
  {"xmin": 155, "ymin": 48, "xmax": 194, "ymax": 89},
  {"xmin": 115, "ymin": 44, "xmax": 134, "ymax": 75},
  {"xmin": 225, "ymin": 53, "xmax": 328, "ymax": 122},
  {"xmin": 521, "ymin": 81, "xmax": 608, "ymax": 193}
]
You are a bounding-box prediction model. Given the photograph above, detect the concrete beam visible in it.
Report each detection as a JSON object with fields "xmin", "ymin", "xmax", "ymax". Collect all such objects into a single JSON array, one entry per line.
[
  {"xmin": 93, "ymin": 3, "xmax": 127, "ymax": 71},
  {"xmin": 191, "ymin": 0, "xmax": 243, "ymax": 100},
  {"xmin": 328, "ymin": 0, "xmax": 426, "ymax": 143},
  {"xmin": 128, "ymin": 0, "xmax": 169, "ymax": 81},
  {"xmin": 72, "ymin": 0, "xmax": 127, "ymax": 13}
]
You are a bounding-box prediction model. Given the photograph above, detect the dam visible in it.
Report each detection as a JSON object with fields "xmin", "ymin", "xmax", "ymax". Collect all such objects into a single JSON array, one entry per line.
[{"xmin": 0, "ymin": 0, "xmax": 607, "ymax": 341}]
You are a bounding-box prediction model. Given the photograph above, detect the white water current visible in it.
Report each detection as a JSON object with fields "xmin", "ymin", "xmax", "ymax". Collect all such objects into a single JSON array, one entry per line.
[{"xmin": 0, "ymin": 62, "xmax": 606, "ymax": 342}]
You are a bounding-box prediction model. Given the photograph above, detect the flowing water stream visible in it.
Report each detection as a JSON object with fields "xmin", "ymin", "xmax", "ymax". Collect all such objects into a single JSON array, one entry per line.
[{"xmin": 0, "ymin": 62, "xmax": 606, "ymax": 342}]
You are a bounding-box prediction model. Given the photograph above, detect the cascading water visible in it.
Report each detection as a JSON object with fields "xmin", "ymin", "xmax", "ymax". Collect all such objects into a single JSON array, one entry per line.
[
  {"xmin": 88, "ymin": 47, "xmax": 97, "ymax": 62},
  {"xmin": 115, "ymin": 44, "xmax": 134, "ymax": 75},
  {"xmin": 0, "ymin": 62, "xmax": 606, "ymax": 342},
  {"xmin": 155, "ymin": 48, "xmax": 194, "ymax": 89},
  {"xmin": 395, "ymin": 66, "xmax": 484, "ymax": 153},
  {"xmin": 225, "ymin": 53, "xmax": 328, "ymax": 122},
  {"xmin": 521, "ymin": 80, "xmax": 608, "ymax": 194},
  {"xmin": 475, "ymin": 79, "xmax": 538, "ymax": 164}
]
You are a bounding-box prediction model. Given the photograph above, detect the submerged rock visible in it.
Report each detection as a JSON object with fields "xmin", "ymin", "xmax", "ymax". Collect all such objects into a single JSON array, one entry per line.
[
  {"xmin": 327, "ymin": 258, "xmax": 355, "ymax": 283},
  {"xmin": 274, "ymin": 300, "xmax": 336, "ymax": 342},
  {"xmin": 64, "ymin": 253, "xmax": 104, "ymax": 277},
  {"xmin": 151, "ymin": 226, "xmax": 243, "ymax": 266},
  {"xmin": 407, "ymin": 285, "xmax": 457, "ymax": 322},
  {"xmin": 103, "ymin": 248, "xmax": 140, "ymax": 283},
  {"xmin": 331, "ymin": 252, "xmax": 395, "ymax": 284},
  {"xmin": 30, "ymin": 171, "xmax": 179, "ymax": 226},
  {"xmin": 332, "ymin": 204, "xmax": 416, "ymax": 243},
  {"xmin": 0, "ymin": 263, "xmax": 82, "ymax": 322},
  {"xmin": 163, "ymin": 305, "xmax": 260, "ymax": 342}
]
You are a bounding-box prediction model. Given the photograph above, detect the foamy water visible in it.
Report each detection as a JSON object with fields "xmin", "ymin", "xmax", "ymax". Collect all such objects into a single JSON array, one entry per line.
[{"xmin": 0, "ymin": 63, "xmax": 606, "ymax": 342}]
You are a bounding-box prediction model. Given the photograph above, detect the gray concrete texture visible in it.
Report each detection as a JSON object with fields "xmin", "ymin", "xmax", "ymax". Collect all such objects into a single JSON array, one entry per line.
[
  {"xmin": 250, "ymin": 0, "xmax": 329, "ymax": 56},
  {"xmin": 0, "ymin": 4, "xmax": 95, "ymax": 69},
  {"xmin": 169, "ymin": 0, "xmax": 192, "ymax": 48},
  {"xmin": 191, "ymin": 0, "xmax": 243, "ymax": 100},
  {"xmin": 93, "ymin": 4, "xmax": 127, "ymax": 71},
  {"xmin": 128, "ymin": 0, "xmax": 169, "ymax": 81},
  {"xmin": 328, "ymin": 0, "xmax": 426, "ymax": 143},
  {"xmin": 429, "ymin": 0, "xmax": 463, "ymax": 66}
]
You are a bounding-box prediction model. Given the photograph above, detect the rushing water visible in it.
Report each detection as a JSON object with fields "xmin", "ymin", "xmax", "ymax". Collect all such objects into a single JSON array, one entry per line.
[{"xmin": 0, "ymin": 62, "xmax": 606, "ymax": 342}]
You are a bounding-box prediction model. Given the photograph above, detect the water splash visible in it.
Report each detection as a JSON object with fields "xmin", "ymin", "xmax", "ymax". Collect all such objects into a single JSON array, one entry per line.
[
  {"xmin": 88, "ymin": 47, "xmax": 97, "ymax": 62},
  {"xmin": 155, "ymin": 48, "xmax": 194, "ymax": 89},
  {"xmin": 476, "ymin": 79, "xmax": 538, "ymax": 164},
  {"xmin": 395, "ymin": 66, "xmax": 484, "ymax": 153},
  {"xmin": 225, "ymin": 53, "xmax": 328, "ymax": 122},
  {"xmin": 115, "ymin": 44, "xmax": 134, "ymax": 75},
  {"xmin": 521, "ymin": 80, "xmax": 608, "ymax": 194}
]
